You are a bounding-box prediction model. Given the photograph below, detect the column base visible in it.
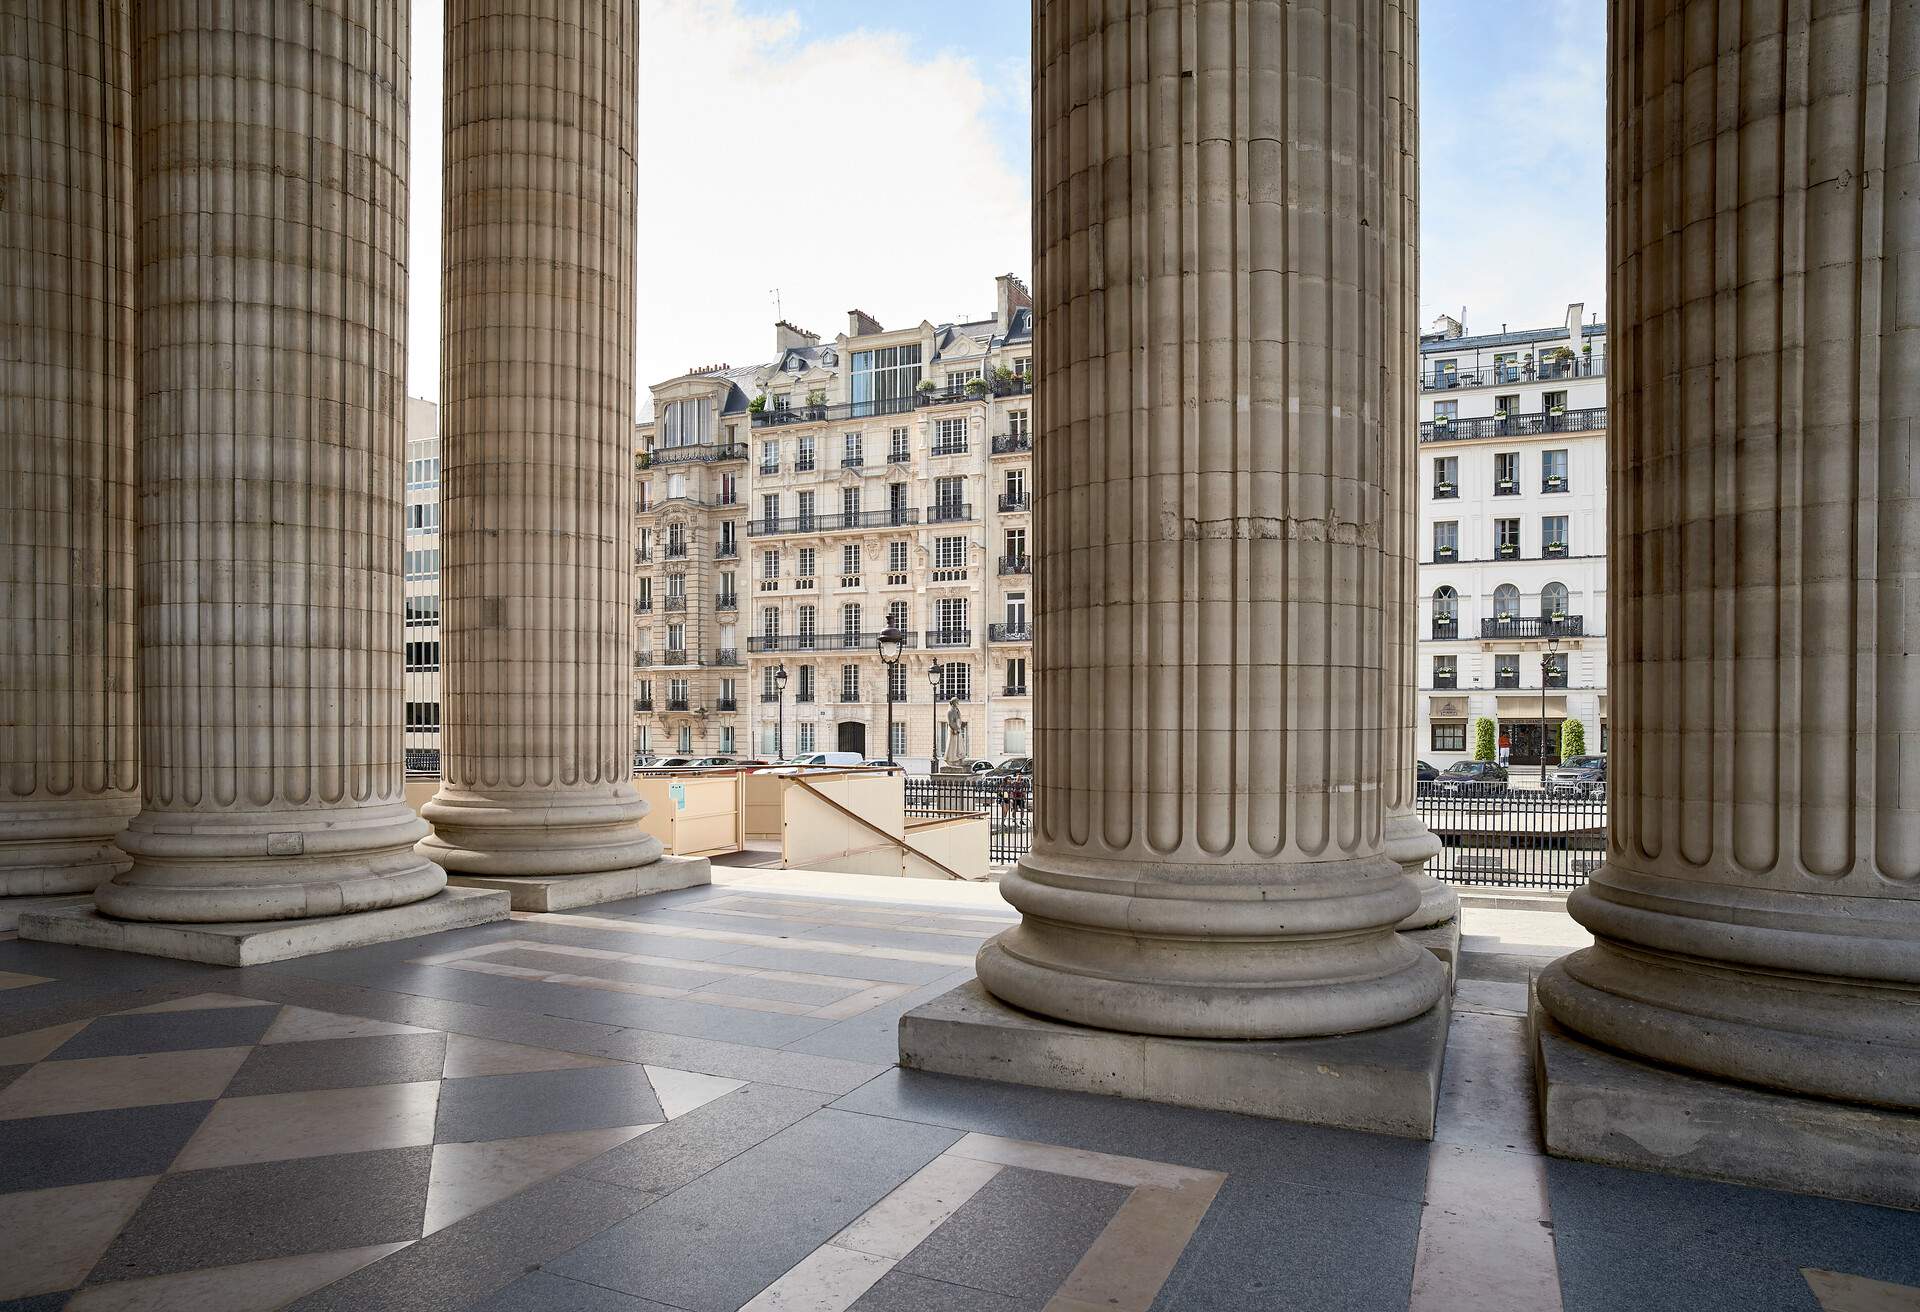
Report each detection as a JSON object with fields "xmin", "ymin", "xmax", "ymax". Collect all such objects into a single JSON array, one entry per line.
[
  {"xmin": 1529, "ymin": 982, "xmax": 1920, "ymax": 1209},
  {"xmin": 17, "ymin": 886, "xmax": 510, "ymax": 966},
  {"xmin": 446, "ymin": 854, "xmax": 710, "ymax": 912},
  {"xmin": 1386, "ymin": 810, "xmax": 1459, "ymax": 931},
  {"xmin": 0, "ymin": 894, "xmax": 95, "ymax": 933},
  {"xmin": 899, "ymin": 977, "xmax": 1452, "ymax": 1139},
  {"xmin": 1404, "ymin": 916, "xmax": 1461, "ymax": 983}
]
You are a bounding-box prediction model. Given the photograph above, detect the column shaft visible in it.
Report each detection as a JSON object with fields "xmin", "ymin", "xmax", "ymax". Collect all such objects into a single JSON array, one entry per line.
[
  {"xmin": 976, "ymin": 0, "xmax": 1443, "ymax": 1039},
  {"xmin": 0, "ymin": 1, "xmax": 139, "ymax": 896},
  {"xmin": 422, "ymin": 0, "xmax": 660, "ymax": 879},
  {"xmin": 96, "ymin": 0, "xmax": 442, "ymax": 923},
  {"xmin": 1537, "ymin": 0, "xmax": 1920, "ymax": 1106}
]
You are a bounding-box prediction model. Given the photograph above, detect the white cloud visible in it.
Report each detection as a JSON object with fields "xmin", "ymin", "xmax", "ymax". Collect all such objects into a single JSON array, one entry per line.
[{"xmin": 407, "ymin": 0, "xmax": 1030, "ymax": 404}]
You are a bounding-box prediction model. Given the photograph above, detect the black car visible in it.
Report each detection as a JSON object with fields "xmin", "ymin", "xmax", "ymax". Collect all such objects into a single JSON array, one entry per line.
[
  {"xmin": 1415, "ymin": 760, "xmax": 1438, "ymax": 783},
  {"xmin": 1433, "ymin": 760, "xmax": 1509, "ymax": 797}
]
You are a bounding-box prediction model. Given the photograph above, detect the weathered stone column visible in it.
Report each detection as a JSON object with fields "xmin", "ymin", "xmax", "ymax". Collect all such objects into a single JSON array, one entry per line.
[
  {"xmin": 974, "ymin": 0, "xmax": 1444, "ymax": 1040},
  {"xmin": 1, "ymin": 2, "xmax": 139, "ymax": 900},
  {"xmin": 422, "ymin": 0, "xmax": 678, "ymax": 909},
  {"xmin": 90, "ymin": 0, "xmax": 446, "ymax": 924},
  {"xmin": 1534, "ymin": 0, "xmax": 1920, "ymax": 1199}
]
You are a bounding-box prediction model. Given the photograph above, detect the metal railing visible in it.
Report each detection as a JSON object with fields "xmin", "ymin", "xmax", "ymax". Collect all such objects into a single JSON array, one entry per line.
[
  {"xmin": 747, "ymin": 631, "xmax": 919, "ymax": 654},
  {"xmin": 1420, "ymin": 406, "xmax": 1607, "ymax": 442},
  {"xmin": 904, "ymin": 776, "xmax": 1032, "ymax": 866},
  {"xmin": 663, "ymin": 596, "xmax": 686, "ymax": 611},
  {"xmin": 998, "ymin": 555, "xmax": 1030, "ymax": 575},
  {"xmin": 664, "ymin": 543, "xmax": 689, "ymax": 559},
  {"xmin": 841, "ymin": 455, "xmax": 864, "ymax": 469},
  {"xmin": 1478, "ymin": 614, "xmax": 1586, "ymax": 639},
  {"xmin": 664, "ymin": 649, "xmax": 688, "ymax": 665},
  {"xmin": 928, "ymin": 502, "xmax": 972, "ymax": 524},
  {"xmin": 1416, "ymin": 784, "xmax": 1606, "ymax": 889},
  {"xmin": 992, "ymin": 432, "xmax": 1033, "ymax": 455},
  {"xmin": 651, "ymin": 442, "xmax": 748, "ymax": 465},
  {"xmin": 713, "ymin": 648, "xmax": 741, "ymax": 666},
  {"xmin": 926, "ymin": 628, "xmax": 972, "ymax": 648},
  {"xmin": 747, "ymin": 508, "xmax": 921, "ymax": 536},
  {"xmin": 1419, "ymin": 353, "xmax": 1605, "ymax": 390},
  {"xmin": 997, "ymin": 493, "xmax": 1029, "ymax": 512},
  {"xmin": 988, "ymin": 622, "xmax": 1033, "ymax": 643},
  {"xmin": 715, "ymin": 593, "xmax": 738, "ymax": 610},
  {"xmin": 668, "ymin": 698, "xmax": 689, "ymax": 711},
  {"xmin": 715, "ymin": 698, "xmax": 738, "ymax": 711}
]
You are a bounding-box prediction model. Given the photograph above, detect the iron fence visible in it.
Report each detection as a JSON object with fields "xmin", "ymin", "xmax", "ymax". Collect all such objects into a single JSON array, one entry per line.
[
  {"xmin": 904, "ymin": 776, "xmax": 1032, "ymax": 866},
  {"xmin": 1415, "ymin": 783, "xmax": 1606, "ymax": 889}
]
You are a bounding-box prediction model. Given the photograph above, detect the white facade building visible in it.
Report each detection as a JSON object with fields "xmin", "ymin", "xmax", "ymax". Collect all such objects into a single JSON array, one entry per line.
[
  {"xmin": 1415, "ymin": 303, "xmax": 1608, "ymax": 773},
  {"xmin": 402, "ymin": 397, "xmax": 442, "ymax": 770}
]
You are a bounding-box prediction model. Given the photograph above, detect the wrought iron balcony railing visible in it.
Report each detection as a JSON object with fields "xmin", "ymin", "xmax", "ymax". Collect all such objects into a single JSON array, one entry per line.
[
  {"xmin": 998, "ymin": 555, "xmax": 1030, "ymax": 575},
  {"xmin": 988, "ymin": 623, "xmax": 1033, "ymax": 643},
  {"xmin": 1479, "ymin": 614, "xmax": 1586, "ymax": 639},
  {"xmin": 1420, "ymin": 407, "xmax": 1607, "ymax": 442}
]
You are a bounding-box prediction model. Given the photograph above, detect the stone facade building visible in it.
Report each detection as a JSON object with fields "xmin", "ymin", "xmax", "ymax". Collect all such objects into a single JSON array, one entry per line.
[
  {"xmin": 1415, "ymin": 305, "xmax": 1609, "ymax": 771},
  {"xmin": 402, "ymin": 398, "xmax": 444, "ymax": 772},
  {"xmin": 632, "ymin": 277, "xmax": 1037, "ymax": 765}
]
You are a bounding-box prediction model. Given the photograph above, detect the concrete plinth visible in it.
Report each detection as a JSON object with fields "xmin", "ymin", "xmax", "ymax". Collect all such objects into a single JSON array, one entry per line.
[
  {"xmin": 0, "ymin": 895, "xmax": 94, "ymax": 934},
  {"xmin": 899, "ymin": 979, "xmax": 1451, "ymax": 1140},
  {"xmin": 1404, "ymin": 917, "xmax": 1462, "ymax": 984},
  {"xmin": 17, "ymin": 887, "xmax": 509, "ymax": 967},
  {"xmin": 1530, "ymin": 986, "xmax": 1920, "ymax": 1210},
  {"xmin": 447, "ymin": 855, "xmax": 711, "ymax": 913}
]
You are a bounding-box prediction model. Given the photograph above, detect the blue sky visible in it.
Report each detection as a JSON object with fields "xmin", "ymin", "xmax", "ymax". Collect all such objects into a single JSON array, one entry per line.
[{"xmin": 406, "ymin": 1, "xmax": 1605, "ymax": 399}]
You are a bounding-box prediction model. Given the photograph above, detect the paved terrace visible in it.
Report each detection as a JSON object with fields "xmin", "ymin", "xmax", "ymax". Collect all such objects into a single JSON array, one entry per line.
[{"xmin": 2, "ymin": 871, "xmax": 1915, "ymax": 1312}]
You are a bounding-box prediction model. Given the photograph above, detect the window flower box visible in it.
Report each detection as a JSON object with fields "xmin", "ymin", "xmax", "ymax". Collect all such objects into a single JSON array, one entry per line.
[
  {"xmin": 1434, "ymin": 546, "xmax": 1456, "ymax": 561},
  {"xmin": 1497, "ymin": 543, "xmax": 1519, "ymax": 558},
  {"xmin": 1549, "ymin": 406, "xmax": 1566, "ymax": 417},
  {"xmin": 1435, "ymin": 480, "xmax": 1455, "ymax": 495},
  {"xmin": 1496, "ymin": 478, "xmax": 1517, "ymax": 493},
  {"xmin": 1544, "ymin": 475, "xmax": 1567, "ymax": 490},
  {"xmin": 1544, "ymin": 542, "xmax": 1568, "ymax": 558}
]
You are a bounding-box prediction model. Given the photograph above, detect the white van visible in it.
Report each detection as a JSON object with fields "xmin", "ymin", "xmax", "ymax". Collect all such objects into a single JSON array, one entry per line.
[{"xmin": 778, "ymin": 752, "xmax": 868, "ymax": 768}]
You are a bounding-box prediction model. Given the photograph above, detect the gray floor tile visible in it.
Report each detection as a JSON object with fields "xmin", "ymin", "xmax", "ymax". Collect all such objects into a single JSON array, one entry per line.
[
  {"xmin": 0, "ymin": 1063, "xmax": 29, "ymax": 1094},
  {"xmin": 1548, "ymin": 1157, "xmax": 1920, "ymax": 1312},
  {"xmin": 287, "ymin": 1172, "xmax": 651, "ymax": 1312},
  {"xmin": 1457, "ymin": 951, "xmax": 1553, "ymax": 985},
  {"xmin": 546, "ymin": 1109, "xmax": 961, "ymax": 1311},
  {"xmin": 702, "ymin": 943, "xmax": 956, "ymax": 985},
  {"xmin": 500, "ymin": 921, "xmax": 743, "ymax": 962},
  {"xmin": 690, "ymin": 974, "xmax": 865, "ymax": 1006},
  {"xmin": 0, "ymin": 1100, "xmax": 214, "ymax": 1193},
  {"xmin": 480, "ymin": 948, "xmax": 733, "ymax": 991},
  {"xmin": 895, "ymin": 1165, "xmax": 1128, "ymax": 1305},
  {"xmin": 851, "ymin": 1270, "xmax": 1033, "ymax": 1312},
  {"xmin": 227, "ymin": 970, "xmax": 626, "ymax": 1054},
  {"xmin": 223, "ymin": 1031, "xmax": 449, "ymax": 1097},
  {"xmin": 578, "ymin": 1027, "xmax": 888, "ymax": 1096},
  {"xmin": 0, "ymin": 1292, "xmax": 79, "ymax": 1312},
  {"xmin": 90, "ymin": 1145, "xmax": 434, "ymax": 1282},
  {"xmin": 781, "ymin": 971, "xmax": 975, "ymax": 1064},
  {"xmin": 472, "ymin": 1270, "xmax": 686, "ymax": 1311},
  {"xmin": 792, "ymin": 924, "xmax": 996, "ymax": 954},
  {"xmin": 1432, "ymin": 1012, "xmax": 1538, "ymax": 1153},
  {"xmin": 435, "ymin": 1064, "xmax": 666, "ymax": 1143},
  {"xmin": 568, "ymin": 1081, "xmax": 833, "ymax": 1196},
  {"xmin": 48, "ymin": 1006, "xmax": 277, "ymax": 1060}
]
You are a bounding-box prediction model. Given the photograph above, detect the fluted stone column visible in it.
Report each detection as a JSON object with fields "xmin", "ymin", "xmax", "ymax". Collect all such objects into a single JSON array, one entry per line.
[
  {"xmin": 1380, "ymin": 22, "xmax": 1455, "ymax": 934},
  {"xmin": 1, "ymin": 2, "xmax": 139, "ymax": 899},
  {"xmin": 1537, "ymin": 0, "xmax": 1920, "ymax": 1110},
  {"xmin": 975, "ymin": 0, "xmax": 1444, "ymax": 1039},
  {"xmin": 420, "ymin": 0, "xmax": 663, "ymax": 894},
  {"xmin": 93, "ymin": 0, "xmax": 445, "ymax": 923}
]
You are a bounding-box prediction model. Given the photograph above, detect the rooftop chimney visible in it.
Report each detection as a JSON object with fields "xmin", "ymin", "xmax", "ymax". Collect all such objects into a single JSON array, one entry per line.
[
  {"xmin": 846, "ymin": 308, "xmax": 884, "ymax": 337},
  {"xmin": 995, "ymin": 273, "xmax": 1032, "ymax": 329},
  {"xmin": 773, "ymin": 320, "xmax": 819, "ymax": 353}
]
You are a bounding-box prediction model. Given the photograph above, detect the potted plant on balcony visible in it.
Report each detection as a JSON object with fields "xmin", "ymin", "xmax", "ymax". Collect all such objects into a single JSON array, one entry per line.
[
  {"xmin": 1497, "ymin": 664, "xmax": 1517, "ymax": 679},
  {"xmin": 965, "ymin": 377, "xmax": 991, "ymax": 398},
  {"xmin": 1549, "ymin": 404, "xmax": 1566, "ymax": 417},
  {"xmin": 1436, "ymin": 545, "xmax": 1455, "ymax": 560},
  {"xmin": 1551, "ymin": 609, "xmax": 1567, "ymax": 622},
  {"xmin": 917, "ymin": 379, "xmax": 936, "ymax": 397},
  {"xmin": 1433, "ymin": 414, "xmax": 1451, "ymax": 429},
  {"xmin": 1436, "ymin": 478, "xmax": 1455, "ymax": 494},
  {"xmin": 1498, "ymin": 542, "xmax": 1517, "ymax": 558},
  {"xmin": 1495, "ymin": 611, "xmax": 1514, "ymax": 624},
  {"xmin": 805, "ymin": 388, "xmax": 827, "ymax": 419},
  {"xmin": 748, "ymin": 393, "xmax": 766, "ymax": 414}
]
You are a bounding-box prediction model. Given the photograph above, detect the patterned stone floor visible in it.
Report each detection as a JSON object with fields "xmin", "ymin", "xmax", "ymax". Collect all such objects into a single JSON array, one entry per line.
[{"xmin": 0, "ymin": 870, "xmax": 1916, "ymax": 1311}]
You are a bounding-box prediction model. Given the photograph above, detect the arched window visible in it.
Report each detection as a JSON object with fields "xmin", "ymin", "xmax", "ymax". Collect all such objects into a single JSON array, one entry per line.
[
  {"xmin": 1432, "ymin": 586, "xmax": 1458, "ymax": 621},
  {"xmin": 1493, "ymin": 584, "xmax": 1520, "ymax": 619},
  {"xmin": 1541, "ymin": 582, "xmax": 1569, "ymax": 620}
]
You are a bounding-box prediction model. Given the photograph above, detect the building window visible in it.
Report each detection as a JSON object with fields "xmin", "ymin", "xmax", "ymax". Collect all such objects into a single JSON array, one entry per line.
[
  {"xmin": 842, "ymin": 603, "xmax": 862, "ymax": 639},
  {"xmin": 406, "ymin": 503, "xmax": 438, "ymax": 532},
  {"xmin": 1433, "ymin": 655, "xmax": 1456, "ymax": 689},
  {"xmin": 1006, "ymin": 657, "xmax": 1028, "ymax": 695},
  {"xmin": 1543, "ymin": 516, "xmax": 1569, "ymax": 555},
  {"xmin": 1432, "ymin": 586, "xmax": 1458, "ymax": 637},
  {"xmin": 850, "ymin": 344, "xmax": 923, "ymax": 415},
  {"xmin": 935, "ymin": 536, "xmax": 966, "ymax": 570},
  {"xmin": 761, "ymin": 549, "xmax": 780, "ymax": 581},
  {"xmin": 660, "ymin": 397, "xmax": 711, "ymax": 447},
  {"xmin": 666, "ymin": 573, "xmax": 685, "ymax": 600},
  {"xmin": 797, "ymin": 435, "xmax": 816, "ymax": 471},
  {"xmin": 1002, "ymin": 467, "xmax": 1026, "ymax": 506},
  {"xmin": 843, "ymin": 432, "xmax": 862, "ymax": 467},
  {"xmin": 1004, "ymin": 717, "xmax": 1028, "ymax": 753},
  {"xmin": 936, "ymin": 596, "xmax": 969, "ymax": 639},
  {"xmin": 1493, "ymin": 583, "xmax": 1521, "ymax": 619},
  {"xmin": 405, "ymin": 595, "xmax": 440, "ymax": 625},
  {"xmin": 1495, "ymin": 518, "xmax": 1521, "ymax": 558},
  {"xmin": 841, "ymin": 486, "xmax": 860, "ymax": 520},
  {"xmin": 797, "ymin": 489, "xmax": 816, "ymax": 525},
  {"xmin": 678, "ymin": 726, "xmax": 693, "ymax": 753},
  {"xmin": 1008, "ymin": 409, "xmax": 1030, "ymax": 437},
  {"xmin": 762, "ymin": 724, "xmax": 779, "ymax": 754},
  {"xmin": 798, "ymin": 547, "xmax": 816, "ymax": 578},
  {"xmin": 1494, "ymin": 451, "xmax": 1519, "ymax": 494},
  {"xmin": 890, "ymin": 427, "xmax": 910, "ymax": 462},
  {"xmin": 890, "ymin": 721, "xmax": 907, "ymax": 757},
  {"xmin": 1433, "ymin": 522, "xmax": 1457, "ymax": 561},
  {"xmin": 797, "ymin": 605, "xmax": 816, "ymax": 644},
  {"xmin": 1495, "ymin": 393, "xmax": 1520, "ymax": 421},
  {"xmin": 761, "ymin": 607, "xmax": 779, "ymax": 640},
  {"xmin": 1541, "ymin": 581, "xmax": 1570, "ymax": 620},
  {"xmin": 890, "ymin": 541, "xmax": 909, "ymax": 573},
  {"xmin": 1004, "ymin": 591, "xmax": 1028, "ymax": 629},
  {"xmin": 1431, "ymin": 722, "xmax": 1467, "ymax": 752},
  {"xmin": 405, "ymin": 701, "xmax": 441, "ymax": 732},
  {"xmin": 797, "ymin": 664, "xmax": 815, "ymax": 702},
  {"xmin": 719, "ymin": 726, "xmax": 735, "ymax": 753},
  {"xmin": 932, "ymin": 661, "xmax": 971, "ymax": 702},
  {"xmin": 405, "ymin": 640, "xmax": 440, "ymax": 672},
  {"xmin": 761, "ymin": 492, "xmax": 780, "ymax": 525},
  {"xmin": 1543, "ymin": 448, "xmax": 1569, "ymax": 491},
  {"xmin": 934, "ymin": 417, "xmax": 969, "ymax": 456},
  {"xmin": 841, "ymin": 665, "xmax": 860, "ymax": 702},
  {"xmin": 888, "ymin": 599, "xmax": 909, "ymax": 631},
  {"xmin": 798, "ymin": 722, "xmax": 816, "ymax": 753},
  {"xmin": 761, "ymin": 439, "xmax": 779, "ymax": 473},
  {"xmin": 888, "ymin": 662, "xmax": 907, "ymax": 704},
  {"xmin": 1433, "ymin": 456, "xmax": 1457, "ymax": 498}
]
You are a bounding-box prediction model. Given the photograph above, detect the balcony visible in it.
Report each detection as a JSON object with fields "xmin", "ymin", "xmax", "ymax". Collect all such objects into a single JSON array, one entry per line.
[
  {"xmin": 926, "ymin": 628, "xmax": 972, "ymax": 648},
  {"xmin": 1431, "ymin": 617, "xmax": 1458, "ymax": 640},
  {"xmin": 1493, "ymin": 478, "xmax": 1520, "ymax": 497},
  {"xmin": 663, "ymin": 596, "xmax": 687, "ymax": 611},
  {"xmin": 634, "ymin": 600, "xmax": 652, "ymax": 615},
  {"xmin": 746, "ymin": 631, "xmax": 919, "ymax": 655},
  {"xmin": 751, "ymin": 393, "xmax": 918, "ymax": 428},
  {"xmin": 713, "ymin": 648, "xmax": 740, "ymax": 666},
  {"xmin": 1545, "ymin": 666, "xmax": 1569, "ymax": 690},
  {"xmin": 1496, "ymin": 542, "xmax": 1520, "ymax": 560},
  {"xmin": 747, "ymin": 508, "xmax": 921, "ymax": 536},
  {"xmin": 715, "ymin": 543, "xmax": 739, "ymax": 560},
  {"xmin": 1004, "ymin": 684, "xmax": 1029, "ymax": 696},
  {"xmin": 664, "ymin": 542, "xmax": 689, "ymax": 559},
  {"xmin": 1419, "ymin": 352, "xmax": 1605, "ymax": 390},
  {"xmin": 1420, "ymin": 406, "xmax": 1608, "ymax": 442},
  {"xmin": 988, "ymin": 623, "xmax": 1033, "ymax": 643},
  {"xmin": 1433, "ymin": 672, "xmax": 1457, "ymax": 690},
  {"xmin": 888, "ymin": 449, "xmax": 911, "ymax": 465},
  {"xmin": 761, "ymin": 691, "xmax": 781, "ymax": 704},
  {"xmin": 1495, "ymin": 667, "xmax": 1521, "ymax": 690},
  {"xmin": 715, "ymin": 592, "xmax": 738, "ymax": 610},
  {"xmin": 1433, "ymin": 545, "xmax": 1458, "ymax": 563},
  {"xmin": 715, "ymin": 698, "xmax": 738, "ymax": 712},
  {"xmin": 928, "ymin": 502, "xmax": 972, "ymax": 525},
  {"xmin": 997, "ymin": 492, "xmax": 1030, "ymax": 512},
  {"xmin": 839, "ymin": 692, "xmax": 862, "ymax": 704},
  {"xmin": 795, "ymin": 458, "xmax": 816, "ymax": 472},
  {"xmin": 760, "ymin": 461, "xmax": 780, "ymax": 475},
  {"xmin": 931, "ymin": 442, "xmax": 970, "ymax": 458},
  {"xmin": 998, "ymin": 555, "xmax": 1030, "ymax": 576},
  {"xmin": 633, "ymin": 547, "xmax": 652, "ymax": 564},
  {"xmin": 634, "ymin": 698, "xmax": 653, "ymax": 712},
  {"xmin": 668, "ymin": 698, "xmax": 690, "ymax": 712},
  {"xmin": 652, "ymin": 441, "xmax": 748, "ymax": 466},
  {"xmin": 1479, "ymin": 614, "xmax": 1586, "ymax": 639},
  {"xmin": 992, "ymin": 431, "xmax": 1033, "ymax": 455},
  {"xmin": 1543, "ymin": 474, "xmax": 1569, "ymax": 493},
  {"xmin": 634, "ymin": 650, "xmax": 654, "ymax": 666},
  {"xmin": 664, "ymin": 649, "xmax": 688, "ymax": 665},
  {"xmin": 840, "ymin": 455, "xmax": 864, "ymax": 469},
  {"xmin": 1544, "ymin": 541, "xmax": 1570, "ymax": 559},
  {"xmin": 1433, "ymin": 481, "xmax": 1458, "ymax": 499}
]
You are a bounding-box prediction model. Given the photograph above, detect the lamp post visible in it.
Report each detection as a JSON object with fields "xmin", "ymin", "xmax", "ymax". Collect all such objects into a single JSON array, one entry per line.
[
  {"xmin": 928, "ymin": 662, "xmax": 942, "ymax": 770},
  {"xmin": 1541, "ymin": 633, "xmax": 1560, "ymax": 788},
  {"xmin": 877, "ymin": 624, "xmax": 906, "ymax": 767},
  {"xmin": 773, "ymin": 662, "xmax": 789, "ymax": 761}
]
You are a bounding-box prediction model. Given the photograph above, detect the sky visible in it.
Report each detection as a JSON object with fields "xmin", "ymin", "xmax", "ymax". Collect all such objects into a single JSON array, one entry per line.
[{"xmin": 405, "ymin": 0, "xmax": 1604, "ymax": 404}]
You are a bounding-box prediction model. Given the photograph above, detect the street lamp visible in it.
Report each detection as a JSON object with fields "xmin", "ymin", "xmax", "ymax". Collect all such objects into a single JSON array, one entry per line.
[
  {"xmin": 773, "ymin": 662, "xmax": 789, "ymax": 761},
  {"xmin": 928, "ymin": 662, "xmax": 942, "ymax": 770},
  {"xmin": 877, "ymin": 624, "xmax": 906, "ymax": 767},
  {"xmin": 1540, "ymin": 633, "xmax": 1561, "ymax": 788}
]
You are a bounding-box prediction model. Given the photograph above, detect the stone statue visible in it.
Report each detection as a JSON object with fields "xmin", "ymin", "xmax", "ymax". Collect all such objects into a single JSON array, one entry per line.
[{"xmin": 943, "ymin": 697, "xmax": 967, "ymax": 769}]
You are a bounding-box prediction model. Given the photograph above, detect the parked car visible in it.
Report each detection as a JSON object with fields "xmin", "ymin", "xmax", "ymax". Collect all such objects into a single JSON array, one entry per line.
[
  {"xmin": 983, "ymin": 756, "xmax": 1031, "ymax": 776},
  {"xmin": 1547, "ymin": 756, "xmax": 1607, "ymax": 798},
  {"xmin": 687, "ymin": 756, "xmax": 767, "ymax": 768},
  {"xmin": 649, "ymin": 756, "xmax": 695, "ymax": 770},
  {"xmin": 1433, "ymin": 760, "xmax": 1508, "ymax": 796},
  {"xmin": 1415, "ymin": 760, "xmax": 1438, "ymax": 783},
  {"xmin": 754, "ymin": 751, "xmax": 870, "ymax": 773}
]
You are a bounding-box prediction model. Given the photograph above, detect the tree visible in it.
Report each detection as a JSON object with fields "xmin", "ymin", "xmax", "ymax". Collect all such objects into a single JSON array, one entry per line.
[
  {"xmin": 1560, "ymin": 717, "xmax": 1588, "ymax": 760},
  {"xmin": 1473, "ymin": 717, "xmax": 1497, "ymax": 762}
]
